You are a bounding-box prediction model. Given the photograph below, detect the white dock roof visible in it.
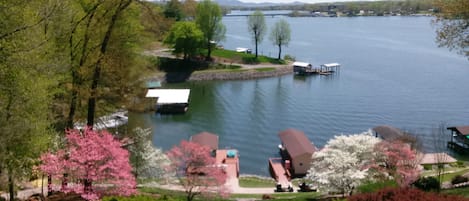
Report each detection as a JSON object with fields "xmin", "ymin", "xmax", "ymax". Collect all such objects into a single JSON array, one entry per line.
[
  {"xmin": 322, "ymin": 63, "xmax": 341, "ymax": 68},
  {"xmin": 146, "ymin": 89, "xmax": 190, "ymax": 104},
  {"xmin": 292, "ymin": 61, "xmax": 312, "ymax": 67}
]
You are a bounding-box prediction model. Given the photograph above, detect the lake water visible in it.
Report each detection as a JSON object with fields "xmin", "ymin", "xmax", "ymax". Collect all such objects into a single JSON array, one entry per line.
[{"xmin": 130, "ymin": 16, "xmax": 469, "ymax": 176}]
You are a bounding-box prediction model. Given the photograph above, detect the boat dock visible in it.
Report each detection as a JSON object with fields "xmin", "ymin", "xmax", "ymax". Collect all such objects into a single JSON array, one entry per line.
[
  {"xmin": 269, "ymin": 158, "xmax": 292, "ymax": 192},
  {"xmin": 293, "ymin": 61, "xmax": 341, "ymax": 76},
  {"xmin": 145, "ymin": 89, "xmax": 191, "ymax": 114},
  {"xmin": 74, "ymin": 110, "xmax": 128, "ymax": 130}
]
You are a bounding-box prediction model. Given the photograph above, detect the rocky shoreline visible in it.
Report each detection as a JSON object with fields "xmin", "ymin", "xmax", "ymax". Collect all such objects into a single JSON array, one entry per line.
[{"xmin": 151, "ymin": 65, "xmax": 293, "ymax": 83}]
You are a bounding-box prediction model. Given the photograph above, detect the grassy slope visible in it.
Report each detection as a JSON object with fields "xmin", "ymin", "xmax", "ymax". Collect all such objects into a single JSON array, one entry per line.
[{"xmin": 209, "ymin": 49, "xmax": 286, "ymax": 65}]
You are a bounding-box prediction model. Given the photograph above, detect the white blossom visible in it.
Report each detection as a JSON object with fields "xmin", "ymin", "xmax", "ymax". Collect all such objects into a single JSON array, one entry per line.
[{"xmin": 306, "ymin": 130, "xmax": 381, "ymax": 195}]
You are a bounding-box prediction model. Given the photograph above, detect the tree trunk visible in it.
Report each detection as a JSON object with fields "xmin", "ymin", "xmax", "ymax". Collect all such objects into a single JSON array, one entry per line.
[
  {"xmin": 67, "ymin": 75, "xmax": 79, "ymax": 129},
  {"xmin": 277, "ymin": 44, "xmax": 282, "ymax": 60},
  {"xmin": 255, "ymin": 36, "xmax": 258, "ymax": 58},
  {"xmin": 67, "ymin": 3, "xmax": 100, "ymax": 129},
  {"xmin": 86, "ymin": 0, "xmax": 132, "ymax": 127},
  {"xmin": 206, "ymin": 41, "xmax": 212, "ymax": 61},
  {"xmin": 8, "ymin": 169, "xmax": 14, "ymax": 201},
  {"xmin": 48, "ymin": 175, "xmax": 52, "ymax": 195}
]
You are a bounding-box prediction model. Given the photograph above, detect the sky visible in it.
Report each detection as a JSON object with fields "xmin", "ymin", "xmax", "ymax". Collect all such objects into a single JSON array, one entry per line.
[{"xmin": 238, "ymin": 0, "xmax": 379, "ymax": 3}]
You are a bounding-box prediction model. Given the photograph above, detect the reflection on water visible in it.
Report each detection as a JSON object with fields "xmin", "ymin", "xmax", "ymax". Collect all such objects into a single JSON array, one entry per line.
[{"xmin": 130, "ymin": 17, "xmax": 469, "ymax": 176}]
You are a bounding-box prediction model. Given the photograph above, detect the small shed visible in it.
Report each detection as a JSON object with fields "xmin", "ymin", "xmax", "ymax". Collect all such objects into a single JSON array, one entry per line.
[
  {"xmin": 190, "ymin": 132, "xmax": 219, "ymax": 151},
  {"xmin": 278, "ymin": 129, "xmax": 316, "ymax": 176}
]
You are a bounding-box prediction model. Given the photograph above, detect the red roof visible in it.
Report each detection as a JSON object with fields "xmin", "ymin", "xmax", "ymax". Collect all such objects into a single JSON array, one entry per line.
[
  {"xmin": 279, "ymin": 129, "xmax": 315, "ymax": 158},
  {"xmin": 456, "ymin": 126, "xmax": 469, "ymax": 135},
  {"xmin": 190, "ymin": 132, "xmax": 219, "ymax": 150}
]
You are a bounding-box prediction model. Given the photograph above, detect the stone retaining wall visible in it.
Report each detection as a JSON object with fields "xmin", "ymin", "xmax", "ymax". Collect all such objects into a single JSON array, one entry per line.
[
  {"xmin": 188, "ymin": 66, "xmax": 293, "ymax": 81},
  {"xmin": 151, "ymin": 66, "xmax": 293, "ymax": 83}
]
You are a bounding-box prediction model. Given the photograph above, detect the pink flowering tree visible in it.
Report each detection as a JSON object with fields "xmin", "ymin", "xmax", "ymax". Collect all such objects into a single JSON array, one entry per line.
[
  {"xmin": 166, "ymin": 140, "xmax": 228, "ymax": 201},
  {"xmin": 40, "ymin": 128, "xmax": 136, "ymax": 200},
  {"xmin": 374, "ymin": 140, "xmax": 420, "ymax": 187}
]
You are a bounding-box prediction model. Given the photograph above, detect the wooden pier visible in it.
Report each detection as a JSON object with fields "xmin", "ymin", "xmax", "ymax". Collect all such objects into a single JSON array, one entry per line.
[{"xmin": 269, "ymin": 158, "xmax": 292, "ymax": 192}]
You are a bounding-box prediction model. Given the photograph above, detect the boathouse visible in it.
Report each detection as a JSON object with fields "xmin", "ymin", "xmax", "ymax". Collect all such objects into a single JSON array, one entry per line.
[
  {"xmin": 145, "ymin": 89, "xmax": 190, "ymax": 114},
  {"xmin": 190, "ymin": 132, "xmax": 239, "ymax": 179},
  {"xmin": 190, "ymin": 132, "xmax": 219, "ymax": 151},
  {"xmin": 447, "ymin": 126, "xmax": 469, "ymax": 153},
  {"xmin": 278, "ymin": 129, "xmax": 316, "ymax": 176},
  {"xmin": 293, "ymin": 61, "xmax": 313, "ymax": 75}
]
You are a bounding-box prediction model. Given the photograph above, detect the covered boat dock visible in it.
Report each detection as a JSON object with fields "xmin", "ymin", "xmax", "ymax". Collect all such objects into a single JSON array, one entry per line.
[
  {"xmin": 145, "ymin": 89, "xmax": 190, "ymax": 114},
  {"xmin": 447, "ymin": 126, "xmax": 469, "ymax": 153},
  {"xmin": 293, "ymin": 61, "xmax": 341, "ymax": 76}
]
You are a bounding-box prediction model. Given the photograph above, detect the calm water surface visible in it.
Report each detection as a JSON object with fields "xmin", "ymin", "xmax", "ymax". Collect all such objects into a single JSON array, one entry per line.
[{"xmin": 130, "ymin": 16, "xmax": 469, "ymax": 176}]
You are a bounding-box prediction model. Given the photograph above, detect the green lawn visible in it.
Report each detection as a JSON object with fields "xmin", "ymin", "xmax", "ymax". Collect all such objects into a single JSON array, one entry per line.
[
  {"xmin": 231, "ymin": 192, "xmax": 320, "ymax": 201},
  {"xmin": 210, "ymin": 49, "xmax": 286, "ymax": 64},
  {"xmin": 421, "ymin": 167, "xmax": 469, "ymax": 182},
  {"xmin": 238, "ymin": 176, "xmax": 277, "ymax": 188}
]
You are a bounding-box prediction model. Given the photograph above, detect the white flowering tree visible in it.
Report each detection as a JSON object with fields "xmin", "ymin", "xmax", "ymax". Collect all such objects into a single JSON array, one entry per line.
[
  {"xmin": 306, "ymin": 130, "xmax": 381, "ymax": 196},
  {"xmin": 128, "ymin": 127, "xmax": 171, "ymax": 181}
]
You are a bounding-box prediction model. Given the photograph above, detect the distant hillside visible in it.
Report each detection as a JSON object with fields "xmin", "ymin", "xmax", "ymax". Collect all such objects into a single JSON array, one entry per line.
[{"xmin": 215, "ymin": 0, "xmax": 306, "ymax": 7}]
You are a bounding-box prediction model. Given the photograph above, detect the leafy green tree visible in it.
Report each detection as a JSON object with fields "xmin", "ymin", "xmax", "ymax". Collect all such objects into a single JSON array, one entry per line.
[
  {"xmin": 434, "ymin": 0, "xmax": 469, "ymax": 59},
  {"xmin": 164, "ymin": 0, "xmax": 183, "ymax": 21},
  {"xmin": 164, "ymin": 21, "xmax": 204, "ymax": 60},
  {"xmin": 0, "ymin": 0, "xmax": 58, "ymax": 199},
  {"xmin": 195, "ymin": 0, "xmax": 226, "ymax": 61},
  {"xmin": 63, "ymin": 0, "xmax": 146, "ymax": 129},
  {"xmin": 248, "ymin": 11, "xmax": 266, "ymax": 58},
  {"xmin": 182, "ymin": 0, "xmax": 198, "ymax": 20},
  {"xmin": 270, "ymin": 19, "xmax": 291, "ymax": 60}
]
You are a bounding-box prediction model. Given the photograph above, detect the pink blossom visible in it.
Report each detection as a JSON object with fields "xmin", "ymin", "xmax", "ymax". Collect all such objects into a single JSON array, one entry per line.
[
  {"xmin": 166, "ymin": 140, "xmax": 229, "ymax": 201},
  {"xmin": 39, "ymin": 127, "xmax": 136, "ymax": 200}
]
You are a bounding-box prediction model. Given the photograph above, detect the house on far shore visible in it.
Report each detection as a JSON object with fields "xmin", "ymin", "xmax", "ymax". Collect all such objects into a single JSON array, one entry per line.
[
  {"xmin": 190, "ymin": 132, "xmax": 239, "ymax": 179},
  {"xmin": 277, "ymin": 129, "xmax": 317, "ymax": 176}
]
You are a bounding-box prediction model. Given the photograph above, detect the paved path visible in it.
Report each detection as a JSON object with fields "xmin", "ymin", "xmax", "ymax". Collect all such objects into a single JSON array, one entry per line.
[{"xmin": 1, "ymin": 187, "xmax": 42, "ymax": 200}]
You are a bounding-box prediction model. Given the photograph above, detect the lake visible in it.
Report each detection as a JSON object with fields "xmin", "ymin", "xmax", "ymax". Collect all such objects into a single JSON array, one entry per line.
[{"xmin": 130, "ymin": 16, "xmax": 469, "ymax": 176}]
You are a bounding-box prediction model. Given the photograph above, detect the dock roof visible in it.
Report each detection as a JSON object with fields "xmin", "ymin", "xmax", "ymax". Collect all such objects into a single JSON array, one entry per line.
[
  {"xmin": 321, "ymin": 63, "xmax": 340, "ymax": 68},
  {"xmin": 279, "ymin": 129, "xmax": 315, "ymax": 158},
  {"xmin": 190, "ymin": 132, "xmax": 219, "ymax": 150},
  {"xmin": 145, "ymin": 89, "xmax": 190, "ymax": 104},
  {"xmin": 448, "ymin": 126, "xmax": 469, "ymax": 135},
  {"xmin": 373, "ymin": 125, "xmax": 404, "ymax": 141},
  {"xmin": 292, "ymin": 62, "xmax": 312, "ymax": 68}
]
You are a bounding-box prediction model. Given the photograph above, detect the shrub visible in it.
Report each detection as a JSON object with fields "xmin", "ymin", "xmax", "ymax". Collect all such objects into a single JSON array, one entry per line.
[
  {"xmin": 423, "ymin": 164, "xmax": 433, "ymax": 170},
  {"xmin": 413, "ymin": 176, "xmax": 440, "ymax": 191},
  {"xmin": 357, "ymin": 180, "xmax": 398, "ymax": 193},
  {"xmin": 348, "ymin": 187, "xmax": 469, "ymax": 201},
  {"xmin": 452, "ymin": 175, "xmax": 469, "ymax": 185},
  {"xmin": 283, "ymin": 54, "xmax": 296, "ymax": 61}
]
